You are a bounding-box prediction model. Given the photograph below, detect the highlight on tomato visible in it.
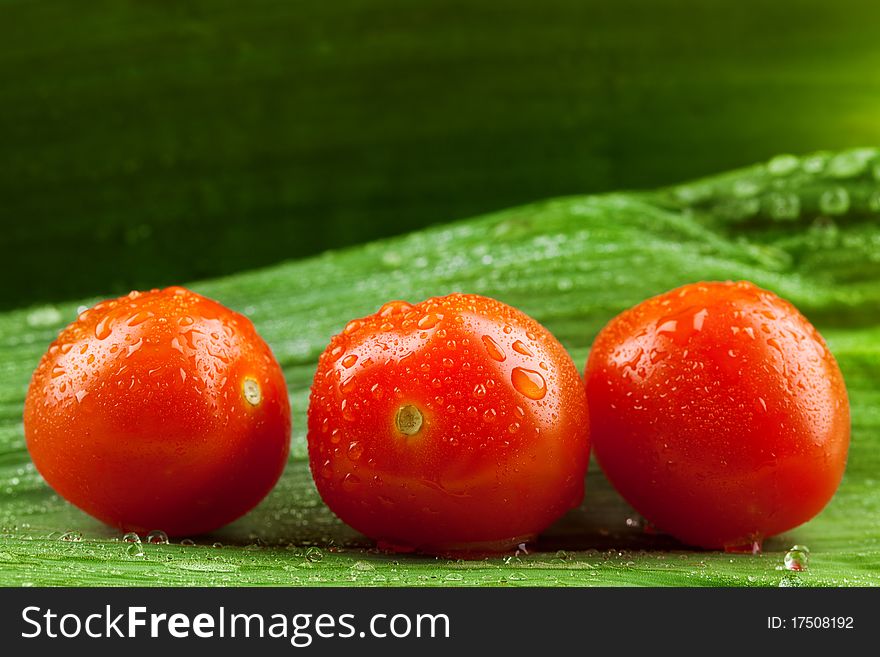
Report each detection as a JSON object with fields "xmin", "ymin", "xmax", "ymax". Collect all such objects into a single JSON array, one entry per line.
[
  {"xmin": 24, "ymin": 286, "xmax": 291, "ymax": 536},
  {"xmin": 585, "ymin": 281, "xmax": 850, "ymax": 550},
  {"xmin": 307, "ymin": 293, "xmax": 590, "ymax": 554}
]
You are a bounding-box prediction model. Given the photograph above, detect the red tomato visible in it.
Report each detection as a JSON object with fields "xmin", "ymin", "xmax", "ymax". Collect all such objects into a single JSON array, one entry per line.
[
  {"xmin": 307, "ymin": 293, "xmax": 589, "ymax": 553},
  {"xmin": 586, "ymin": 281, "xmax": 850, "ymax": 549},
  {"xmin": 24, "ymin": 287, "xmax": 291, "ymax": 536}
]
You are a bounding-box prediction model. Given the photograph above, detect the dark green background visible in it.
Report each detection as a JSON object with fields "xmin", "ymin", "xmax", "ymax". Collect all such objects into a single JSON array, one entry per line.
[{"xmin": 3, "ymin": 0, "xmax": 880, "ymax": 309}]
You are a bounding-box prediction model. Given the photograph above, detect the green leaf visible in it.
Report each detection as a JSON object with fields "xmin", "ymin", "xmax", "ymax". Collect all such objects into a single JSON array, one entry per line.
[{"xmin": 1, "ymin": 148, "xmax": 879, "ymax": 586}]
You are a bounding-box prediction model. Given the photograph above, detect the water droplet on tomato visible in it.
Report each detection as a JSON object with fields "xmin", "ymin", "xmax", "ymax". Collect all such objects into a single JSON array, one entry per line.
[
  {"xmin": 50, "ymin": 365, "xmax": 65, "ymax": 378},
  {"xmin": 75, "ymin": 390, "xmax": 88, "ymax": 403},
  {"xmin": 341, "ymin": 354, "xmax": 358, "ymax": 368},
  {"xmin": 379, "ymin": 300, "xmax": 412, "ymax": 317},
  {"xmin": 370, "ymin": 383, "xmax": 383, "ymax": 400},
  {"xmin": 417, "ymin": 313, "xmax": 441, "ymax": 329},
  {"xmin": 512, "ymin": 340, "xmax": 533, "ymax": 357},
  {"xmin": 483, "ymin": 408, "xmax": 497, "ymax": 423},
  {"xmin": 347, "ymin": 441, "xmax": 364, "ymax": 461},
  {"xmin": 481, "ymin": 335, "xmax": 506, "ymax": 362},
  {"xmin": 320, "ymin": 460, "xmax": 333, "ymax": 479},
  {"xmin": 341, "ymin": 399, "xmax": 355, "ymax": 422},
  {"xmin": 126, "ymin": 311, "xmax": 153, "ymax": 327},
  {"xmin": 507, "ymin": 422, "xmax": 520, "ymax": 434},
  {"xmin": 783, "ymin": 545, "xmax": 810, "ymax": 571},
  {"xmin": 94, "ymin": 315, "xmax": 113, "ymax": 340},
  {"xmin": 126, "ymin": 337, "xmax": 144, "ymax": 357},
  {"xmin": 472, "ymin": 383, "xmax": 487, "ymax": 398},
  {"xmin": 511, "ymin": 367, "xmax": 547, "ymax": 400},
  {"xmin": 341, "ymin": 473, "xmax": 361, "ymax": 492},
  {"xmin": 343, "ymin": 319, "xmax": 364, "ymax": 335}
]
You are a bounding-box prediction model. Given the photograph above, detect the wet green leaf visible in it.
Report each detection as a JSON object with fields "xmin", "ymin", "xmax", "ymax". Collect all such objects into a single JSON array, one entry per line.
[{"xmin": 1, "ymin": 149, "xmax": 878, "ymax": 586}]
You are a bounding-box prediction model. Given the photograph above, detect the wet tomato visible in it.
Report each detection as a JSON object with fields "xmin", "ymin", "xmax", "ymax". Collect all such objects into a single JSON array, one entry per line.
[
  {"xmin": 24, "ymin": 287, "xmax": 291, "ymax": 536},
  {"xmin": 585, "ymin": 281, "xmax": 849, "ymax": 549},
  {"xmin": 307, "ymin": 293, "xmax": 589, "ymax": 553}
]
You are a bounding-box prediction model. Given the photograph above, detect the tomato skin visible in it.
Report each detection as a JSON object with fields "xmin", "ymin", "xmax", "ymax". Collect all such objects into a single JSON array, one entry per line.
[
  {"xmin": 23, "ymin": 287, "xmax": 291, "ymax": 536},
  {"xmin": 585, "ymin": 281, "xmax": 849, "ymax": 549},
  {"xmin": 307, "ymin": 293, "xmax": 589, "ymax": 553}
]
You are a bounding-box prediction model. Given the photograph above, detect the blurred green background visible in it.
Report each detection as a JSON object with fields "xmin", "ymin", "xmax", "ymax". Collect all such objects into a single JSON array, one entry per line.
[{"xmin": 3, "ymin": 0, "xmax": 880, "ymax": 310}]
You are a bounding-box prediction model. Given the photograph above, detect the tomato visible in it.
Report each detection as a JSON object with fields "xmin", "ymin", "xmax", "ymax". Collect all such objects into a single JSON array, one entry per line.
[
  {"xmin": 585, "ymin": 281, "xmax": 850, "ymax": 549},
  {"xmin": 307, "ymin": 293, "xmax": 589, "ymax": 553},
  {"xmin": 24, "ymin": 287, "xmax": 291, "ymax": 536}
]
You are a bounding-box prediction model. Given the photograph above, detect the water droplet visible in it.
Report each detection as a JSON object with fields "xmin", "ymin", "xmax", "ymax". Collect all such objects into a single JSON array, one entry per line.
[
  {"xmin": 511, "ymin": 340, "xmax": 534, "ymax": 357},
  {"xmin": 75, "ymin": 390, "xmax": 88, "ymax": 403},
  {"xmin": 126, "ymin": 337, "xmax": 144, "ymax": 357},
  {"xmin": 482, "ymin": 408, "xmax": 497, "ymax": 423},
  {"xmin": 732, "ymin": 179, "xmax": 762, "ymax": 198},
  {"xmin": 126, "ymin": 543, "xmax": 145, "ymax": 558},
  {"xmin": 59, "ymin": 530, "xmax": 83, "ymax": 542},
  {"xmin": 27, "ymin": 305, "xmax": 63, "ymax": 327},
  {"xmin": 472, "ymin": 383, "xmax": 487, "ymax": 398},
  {"xmin": 783, "ymin": 545, "xmax": 810, "ymax": 571},
  {"xmin": 507, "ymin": 422, "xmax": 520, "ymax": 434},
  {"xmin": 146, "ymin": 530, "xmax": 169, "ymax": 545},
  {"xmin": 341, "ymin": 473, "xmax": 360, "ymax": 492},
  {"xmin": 819, "ymin": 187, "xmax": 850, "ymax": 215},
  {"xmin": 417, "ymin": 314, "xmax": 441, "ymax": 330},
  {"xmin": 766, "ymin": 193, "xmax": 800, "ymax": 220},
  {"xmin": 50, "ymin": 365, "xmax": 65, "ymax": 378},
  {"xmin": 243, "ymin": 378, "xmax": 261, "ymax": 406},
  {"xmin": 370, "ymin": 383, "xmax": 383, "ymax": 400},
  {"xmin": 343, "ymin": 319, "xmax": 364, "ymax": 335},
  {"xmin": 122, "ymin": 532, "xmax": 141, "ymax": 543},
  {"xmin": 305, "ymin": 547, "xmax": 324, "ymax": 562},
  {"xmin": 378, "ymin": 300, "xmax": 411, "ymax": 317},
  {"xmin": 481, "ymin": 335, "xmax": 506, "ymax": 362},
  {"xmin": 511, "ymin": 367, "xmax": 547, "ymax": 400},
  {"xmin": 126, "ymin": 311, "xmax": 153, "ymax": 327},
  {"xmin": 827, "ymin": 148, "xmax": 875, "ymax": 178},
  {"xmin": 178, "ymin": 315, "xmax": 194, "ymax": 327},
  {"xmin": 94, "ymin": 315, "xmax": 113, "ymax": 340},
  {"xmin": 341, "ymin": 354, "xmax": 358, "ymax": 368},
  {"xmin": 347, "ymin": 441, "xmax": 363, "ymax": 461},
  {"xmin": 180, "ymin": 539, "xmax": 196, "ymax": 546},
  {"xmin": 767, "ymin": 154, "xmax": 799, "ymax": 176}
]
